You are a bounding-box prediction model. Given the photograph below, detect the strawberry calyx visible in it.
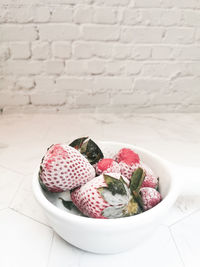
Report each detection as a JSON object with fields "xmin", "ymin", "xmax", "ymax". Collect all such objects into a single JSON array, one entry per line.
[
  {"xmin": 69, "ymin": 137, "xmax": 104, "ymax": 165},
  {"xmin": 98, "ymin": 174, "xmax": 141, "ymax": 218}
]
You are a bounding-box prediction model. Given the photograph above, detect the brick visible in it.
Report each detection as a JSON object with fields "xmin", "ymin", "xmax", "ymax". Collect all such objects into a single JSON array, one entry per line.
[
  {"xmin": 164, "ymin": 28, "xmax": 194, "ymax": 44},
  {"xmin": 76, "ymin": 93, "xmax": 108, "ymax": 106},
  {"xmin": 160, "ymin": 10, "xmax": 181, "ymax": 26},
  {"xmin": 134, "ymin": 0, "xmax": 161, "ymax": 7},
  {"xmin": 172, "ymin": 77, "xmax": 200, "ymax": 91},
  {"xmin": 123, "ymin": 9, "xmax": 141, "ymax": 25},
  {"xmin": 0, "ymin": 76, "xmax": 16, "ymax": 91},
  {"xmin": 139, "ymin": 9, "xmax": 181, "ymax": 26},
  {"xmin": 95, "ymin": 0, "xmax": 130, "ymax": 6},
  {"xmin": 112, "ymin": 44, "xmax": 132, "ymax": 59},
  {"xmin": 186, "ymin": 63, "xmax": 200, "ymax": 76},
  {"xmin": 88, "ymin": 60, "xmax": 105, "ymax": 75},
  {"xmin": 0, "ymin": 44, "xmax": 10, "ymax": 61},
  {"xmin": 106, "ymin": 61, "xmax": 125, "ymax": 75},
  {"xmin": 0, "ymin": 25, "xmax": 37, "ymax": 41},
  {"xmin": 94, "ymin": 77, "xmax": 132, "ymax": 91},
  {"xmin": 32, "ymin": 42, "xmax": 50, "ymax": 60},
  {"xmin": 35, "ymin": 76, "xmax": 56, "ymax": 91},
  {"xmin": 4, "ymin": 61, "xmax": 43, "ymax": 75},
  {"xmin": 50, "ymin": 7, "xmax": 73, "ymax": 22},
  {"xmin": 152, "ymin": 46, "xmax": 172, "ymax": 59},
  {"xmin": 134, "ymin": 78, "xmax": 169, "ymax": 91},
  {"xmin": 10, "ymin": 42, "xmax": 30, "ymax": 59},
  {"xmin": 52, "ymin": 42, "xmax": 71, "ymax": 59},
  {"xmin": 0, "ymin": 7, "xmax": 33, "ymax": 23},
  {"xmin": 66, "ymin": 60, "xmax": 88, "ymax": 75},
  {"xmin": 182, "ymin": 10, "xmax": 200, "ymax": 27},
  {"xmin": 74, "ymin": 6, "xmax": 93, "ymax": 23},
  {"xmin": 31, "ymin": 93, "xmax": 66, "ymax": 105},
  {"xmin": 141, "ymin": 63, "xmax": 182, "ymax": 78},
  {"xmin": 82, "ymin": 25, "xmax": 119, "ymax": 41},
  {"xmin": 131, "ymin": 46, "xmax": 151, "ymax": 59},
  {"xmin": 56, "ymin": 77, "xmax": 93, "ymax": 91},
  {"xmin": 45, "ymin": 60, "xmax": 64, "ymax": 74},
  {"xmin": 93, "ymin": 8, "xmax": 117, "ymax": 24},
  {"xmin": 73, "ymin": 42, "xmax": 93, "ymax": 59},
  {"xmin": 34, "ymin": 7, "xmax": 50, "ymax": 22},
  {"xmin": 39, "ymin": 24, "xmax": 79, "ymax": 41},
  {"xmin": 0, "ymin": 93, "xmax": 29, "ymax": 106},
  {"xmin": 121, "ymin": 27, "xmax": 164, "ymax": 43},
  {"xmin": 92, "ymin": 42, "xmax": 113, "ymax": 58},
  {"xmin": 16, "ymin": 77, "xmax": 35, "ymax": 90},
  {"xmin": 172, "ymin": 46, "xmax": 200, "ymax": 60},
  {"xmin": 112, "ymin": 93, "xmax": 148, "ymax": 105},
  {"xmin": 126, "ymin": 62, "xmax": 142, "ymax": 75},
  {"xmin": 173, "ymin": 0, "xmax": 200, "ymax": 8}
]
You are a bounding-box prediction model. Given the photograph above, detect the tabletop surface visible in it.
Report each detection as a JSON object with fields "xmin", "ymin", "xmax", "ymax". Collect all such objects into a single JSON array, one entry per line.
[{"xmin": 0, "ymin": 113, "xmax": 200, "ymax": 267}]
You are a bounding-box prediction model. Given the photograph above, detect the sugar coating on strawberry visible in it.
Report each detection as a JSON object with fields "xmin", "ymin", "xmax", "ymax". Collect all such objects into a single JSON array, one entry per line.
[
  {"xmin": 140, "ymin": 187, "xmax": 161, "ymax": 211},
  {"xmin": 115, "ymin": 148, "xmax": 140, "ymax": 165},
  {"xmin": 39, "ymin": 144, "xmax": 95, "ymax": 192},
  {"xmin": 96, "ymin": 158, "xmax": 120, "ymax": 175},
  {"xmin": 119, "ymin": 161, "xmax": 140, "ymax": 180},
  {"xmin": 71, "ymin": 173, "xmax": 139, "ymax": 219},
  {"xmin": 140, "ymin": 162, "xmax": 158, "ymax": 189}
]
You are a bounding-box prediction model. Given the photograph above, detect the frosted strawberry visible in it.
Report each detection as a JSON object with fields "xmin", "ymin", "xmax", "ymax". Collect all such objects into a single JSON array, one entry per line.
[
  {"xmin": 140, "ymin": 163, "xmax": 158, "ymax": 189},
  {"xmin": 115, "ymin": 148, "xmax": 140, "ymax": 180},
  {"xmin": 39, "ymin": 144, "xmax": 95, "ymax": 192},
  {"xmin": 96, "ymin": 159, "xmax": 120, "ymax": 175},
  {"xmin": 140, "ymin": 187, "xmax": 162, "ymax": 211},
  {"xmin": 71, "ymin": 172, "xmax": 142, "ymax": 219}
]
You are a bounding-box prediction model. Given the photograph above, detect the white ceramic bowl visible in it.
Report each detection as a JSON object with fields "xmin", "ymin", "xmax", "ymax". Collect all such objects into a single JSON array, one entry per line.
[{"xmin": 32, "ymin": 141, "xmax": 199, "ymax": 254}]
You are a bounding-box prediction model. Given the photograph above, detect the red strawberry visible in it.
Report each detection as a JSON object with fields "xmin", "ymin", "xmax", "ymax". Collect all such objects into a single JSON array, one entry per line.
[
  {"xmin": 115, "ymin": 148, "xmax": 140, "ymax": 180},
  {"xmin": 140, "ymin": 187, "xmax": 162, "ymax": 211},
  {"xmin": 115, "ymin": 148, "xmax": 140, "ymax": 165},
  {"xmin": 39, "ymin": 144, "xmax": 95, "ymax": 192},
  {"xmin": 95, "ymin": 158, "xmax": 120, "ymax": 175},
  {"xmin": 71, "ymin": 173, "xmax": 141, "ymax": 219},
  {"xmin": 115, "ymin": 148, "xmax": 158, "ymax": 189}
]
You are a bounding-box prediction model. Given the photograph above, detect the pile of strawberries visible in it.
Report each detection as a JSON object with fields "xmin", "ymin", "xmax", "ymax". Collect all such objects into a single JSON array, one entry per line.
[{"xmin": 39, "ymin": 137, "xmax": 162, "ymax": 219}]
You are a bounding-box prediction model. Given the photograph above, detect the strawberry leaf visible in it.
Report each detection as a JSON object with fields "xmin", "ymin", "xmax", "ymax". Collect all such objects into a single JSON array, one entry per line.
[
  {"xmin": 59, "ymin": 198, "xmax": 75, "ymax": 210},
  {"xmin": 69, "ymin": 137, "xmax": 104, "ymax": 165},
  {"xmin": 98, "ymin": 187, "xmax": 130, "ymax": 206},
  {"xmin": 130, "ymin": 167, "xmax": 145, "ymax": 193},
  {"xmin": 69, "ymin": 137, "xmax": 88, "ymax": 150},
  {"xmin": 102, "ymin": 206, "xmax": 125, "ymax": 219},
  {"xmin": 103, "ymin": 174, "xmax": 127, "ymax": 196}
]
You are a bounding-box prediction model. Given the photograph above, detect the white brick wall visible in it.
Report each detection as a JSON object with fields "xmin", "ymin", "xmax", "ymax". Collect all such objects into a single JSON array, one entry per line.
[{"xmin": 0, "ymin": 1, "xmax": 200, "ymax": 113}]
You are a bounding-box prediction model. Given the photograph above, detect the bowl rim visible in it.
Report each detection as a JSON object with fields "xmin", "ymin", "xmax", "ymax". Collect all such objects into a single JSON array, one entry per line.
[{"xmin": 32, "ymin": 141, "xmax": 179, "ymax": 227}]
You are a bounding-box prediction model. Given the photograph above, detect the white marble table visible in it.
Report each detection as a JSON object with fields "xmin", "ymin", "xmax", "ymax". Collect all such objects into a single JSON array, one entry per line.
[{"xmin": 0, "ymin": 113, "xmax": 200, "ymax": 267}]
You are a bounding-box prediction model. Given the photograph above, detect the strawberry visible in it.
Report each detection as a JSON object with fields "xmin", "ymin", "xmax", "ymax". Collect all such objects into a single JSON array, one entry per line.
[
  {"xmin": 39, "ymin": 144, "xmax": 95, "ymax": 192},
  {"xmin": 115, "ymin": 148, "xmax": 158, "ymax": 189},
  {"xmin": 115, "ymin": 148, "xmax": 140, "ymax": 165},
  {"xmin": 115, "ymin": 148, "xmax": 140, "ymax": 180},
  {"xmin": 95, "ymin": 158, "xmax": 120, "ymax": 175},
  {"xmin": 140, "ymin": 187, "xmax": 162, "ymax": 211},
  {"xmin": 71, "ymin": 173, "xmax": 142, "ymax": 219},
  {"xmin": 140, "ymin": 163, "xmax": 158, "ymax": 189}
]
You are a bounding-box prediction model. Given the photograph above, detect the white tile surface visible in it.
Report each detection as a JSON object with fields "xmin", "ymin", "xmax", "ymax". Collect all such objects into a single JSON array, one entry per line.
[
  {"xmin": 171, "ymin": 210, "xmax": 200, "ymax": 267},
  {"xmin": 0, "ymin": 113, "xmax": 200, "ymax": 267},
  {"xmin": 0, "ymin": 166, "xmax": 23, "ymax": 209},
  {"xmin": 48, "ymin": 226, "xmax": 183, "ymax": 267},
  {"xmin": 0, "ymin": 209, "xmax": 53, "ymax": 267},
  {"xmin": 10, "ymin": 175, "xmax": 49, "ymax": 225}
]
